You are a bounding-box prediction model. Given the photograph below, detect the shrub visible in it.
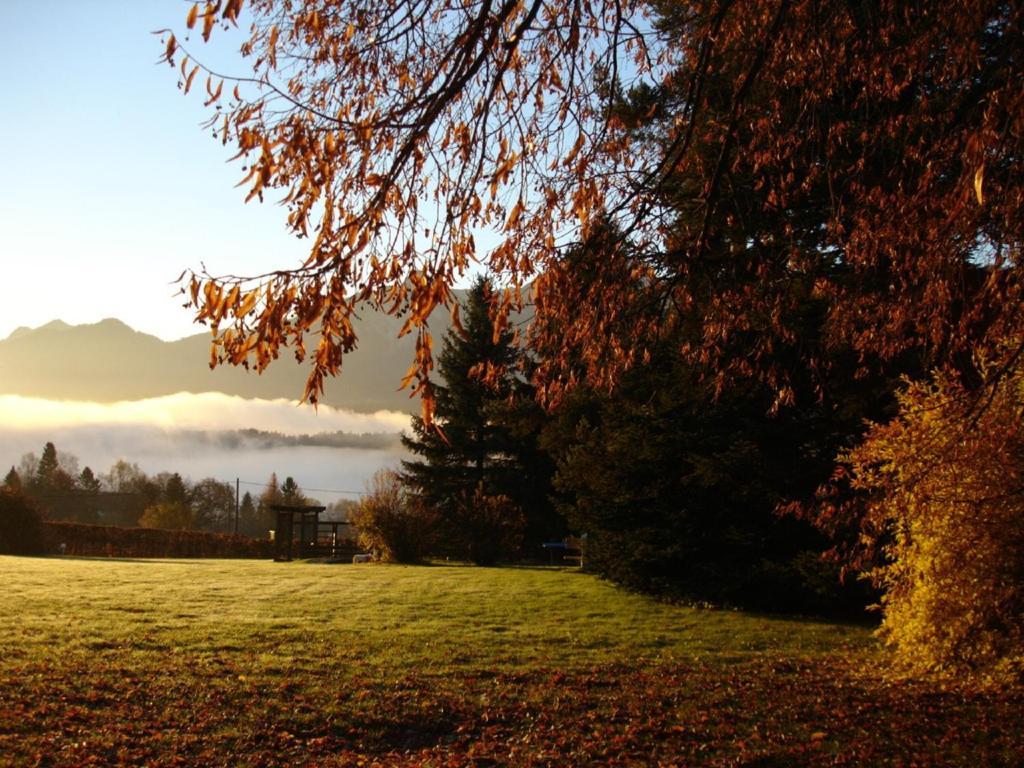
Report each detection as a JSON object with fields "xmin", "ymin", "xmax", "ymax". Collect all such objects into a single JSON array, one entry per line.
[
  {"xmin": 0, "ymin": 486, "xmax": 45, "ymax": 555},
  {"xmin": 450, "ymin": 485, "xmax": 524, "ymax": 566},
  {"xmin": 139, "ymin": 501, "xmax": 193, "ymax": 530},
  {"xmin": 846, "ymin": 364, "xmax": 1024, "ymax": 683},
  {"xmin": 351, "ymin": 470, "xmax": 438, "ymax": 563}
]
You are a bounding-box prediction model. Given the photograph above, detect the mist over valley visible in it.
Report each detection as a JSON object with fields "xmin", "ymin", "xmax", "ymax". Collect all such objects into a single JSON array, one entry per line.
[{"xmin": 0, "ymin": 318, "xmax": 424, "ymax": 502}]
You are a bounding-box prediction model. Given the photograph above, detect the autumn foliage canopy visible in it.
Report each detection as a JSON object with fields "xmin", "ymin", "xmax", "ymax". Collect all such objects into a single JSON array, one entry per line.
[{"xmin": 161, "ymin": 0, "xmax": 1023, "ymax": 419}]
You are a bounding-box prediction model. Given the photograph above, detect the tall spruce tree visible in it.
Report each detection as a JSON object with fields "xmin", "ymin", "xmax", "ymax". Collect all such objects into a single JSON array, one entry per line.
[
  {"xmin": 32, "ymin": 442, "xmax": 61, "ymax": 495},
  {"xmin": 401, "ymin": 277, "xmax": 518, "ymax": 506},
  {"xmin": 401, "ymin": 277, "xmax": 559, "ymax": 559}
]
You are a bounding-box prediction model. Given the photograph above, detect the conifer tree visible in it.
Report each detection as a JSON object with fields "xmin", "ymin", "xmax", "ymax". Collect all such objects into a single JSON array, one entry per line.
[
  {"xmin": 259, "ymin": 473, "xmax": 282, "ymax": 508},
  {"xmin": 32, "ymin": 442, "xmax": 60, "ymax": 494},
  {"xmin": 78, "ymin": 467, "xmax": 100, "ymax": 495},
  {"xmin": 257, "ymin": 472, "xmax": 284, "ymax": 535},
  {"xmin": 238, "ymin": 492, "xmax": 260, "ymax": 538},
  {"xmin": 401, "ymin": 277, "xmax": 518, "ymax": 510},
  {"xmin": 71, "ymin": 466, "xmax": 102, "ymax": 525},
  {"xmin": 401, "ymin": 277, "xmax": 544, "ymax": 561},
  {"xmin": 2, "ymin": 467, "xmax": 21, "ymax": 492},
  {"xmin": 27, "ymin": 442, "xmax": 78, "ymax": 519},
  {"xmin": 161, "ymin": 473, "xmax": 189, "ymax": 506},
  {"xmin": 281, "ymin": 476, "xmax": 306, "ymax": 506}
]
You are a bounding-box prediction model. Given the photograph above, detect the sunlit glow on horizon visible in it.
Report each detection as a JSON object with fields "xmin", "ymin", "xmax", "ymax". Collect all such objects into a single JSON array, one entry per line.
[{"xmin": 0, "ymin": 392, "xmax": 410, "ymax": 435}]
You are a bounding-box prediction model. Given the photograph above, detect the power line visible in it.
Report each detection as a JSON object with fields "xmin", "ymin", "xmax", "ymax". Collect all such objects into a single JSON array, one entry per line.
[{"xmin": 235, "ymin": 479, "xmax": 365, "ymax": 496}]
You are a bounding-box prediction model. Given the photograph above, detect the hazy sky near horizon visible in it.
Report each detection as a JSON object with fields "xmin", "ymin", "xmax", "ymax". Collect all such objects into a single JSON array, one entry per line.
[
  {"xmin": 0, "ymin": 1, "xmax": 310, "ymax": 342},
  {"xmin": 0, "ymin": 392, "xmax": 411, "ymax": 502},
  {"xmin": 0, "ymin": 392, "xmax": 410, "ymax": 434}
]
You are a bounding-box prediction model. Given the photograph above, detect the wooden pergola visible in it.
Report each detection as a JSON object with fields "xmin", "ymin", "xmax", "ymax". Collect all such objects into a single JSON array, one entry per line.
[{"xmin": 271, "ymin": 504, "xmax": 356, "ymax": 561}]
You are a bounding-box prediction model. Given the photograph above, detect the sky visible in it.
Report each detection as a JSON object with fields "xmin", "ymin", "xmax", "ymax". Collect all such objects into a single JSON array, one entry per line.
[
  {"xmin": 0, "ymin": 3, "xmax": 414, "ymax": 491},
  {"xmin": 0, "ymin": 1, "xmax": 309, "ymax": 342}
]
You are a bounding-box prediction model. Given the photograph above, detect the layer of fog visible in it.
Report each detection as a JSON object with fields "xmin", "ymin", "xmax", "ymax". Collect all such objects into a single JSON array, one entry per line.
[
  {"xmin": 0, "ymin": 393, "xmax": 411, "ymax": 503},
  {"xmin": 0, "ymin": 392, "xmax": 410, "ymax": 433}
]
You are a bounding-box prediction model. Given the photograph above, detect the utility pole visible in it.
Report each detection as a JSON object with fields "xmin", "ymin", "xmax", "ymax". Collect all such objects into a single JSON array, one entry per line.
[{"xmin": 234, "ymin": 478, "xmax": 240, "ymax": 535}]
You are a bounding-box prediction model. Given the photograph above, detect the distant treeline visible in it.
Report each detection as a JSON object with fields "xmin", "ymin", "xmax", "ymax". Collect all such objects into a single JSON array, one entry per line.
[
  {"xmin": 211, "ymin": 428, "xmax": 400, "ymax": 450},
  {"xmin": 3, "ymin": 441, "xmax": 353, "ymax": 540}
]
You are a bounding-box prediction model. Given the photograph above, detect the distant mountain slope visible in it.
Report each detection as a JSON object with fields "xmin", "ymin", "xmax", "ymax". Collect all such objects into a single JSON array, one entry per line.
[{"xmin": 0, "ymin": 307, "xmax": 459, "ymax": 414}]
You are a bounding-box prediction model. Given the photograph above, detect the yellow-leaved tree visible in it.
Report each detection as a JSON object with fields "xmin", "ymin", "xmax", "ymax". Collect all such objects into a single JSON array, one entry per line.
[{"xmin": 846, "ymin": 361, "xmax": 1024, "ymax": 683}]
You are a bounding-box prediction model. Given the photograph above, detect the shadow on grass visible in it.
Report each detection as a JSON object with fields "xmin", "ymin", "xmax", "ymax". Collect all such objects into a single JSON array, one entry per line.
[
  {"xmin": 284, "ymin": 710, "xmax": 461, "ymax": 755},
  {"xmin": 407, "ymin": 560, "xmax": 579, "ymax": 571},
  {"xmin": 735, "ymin": 604, "xmax": 880, "ymax": 630},
  {"xmin": 353, "ymin": 712, "xmax": 459, "ymax": 753},
  {"xmin": 506, "ymin": 563, "xmax": 582, "ymax": 572}
]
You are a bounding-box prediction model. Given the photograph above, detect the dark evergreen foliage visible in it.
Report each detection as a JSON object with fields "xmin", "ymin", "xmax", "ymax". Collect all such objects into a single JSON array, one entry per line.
[
  {"xmin": 281, "ymin": 476, "xmax": 305, "ymax": 505},
  {"xmin": 78, "ymin": 467, "xmax": 101, "ymax": 495},
  {"xmin": 545, "ymin": 323, "xmax": 892, "ymax": 615},
  {"xmin": 27, "ymin": 441, "xmax": 77, "ymax": 514},
  {"xmin": 0, "ymin": 486, "xmax": 45, "ymax": 555},
  {"xmin": 401, "ymin": 277, "xmax": 562, "ymax": 561},
  {"xmin": 32, "ymin": 442, "xmax": 61, "ymax": 492},
  {"xmin": 548, "ymin": 358, "xmax": 843, "ymax": 613},
  {"xmin": 3, "ymin": 467, "xmax": 22, "ymax": 492},
  {"xmin": 161, "ymin": 473, "xmax": 189, "ymax": 506},
  {"xmin": 488, "ymin": 383, "xmax": 563, "ymax": 551},
  {"xmin": 238, "ymin": 492, "xmax": 260, "ymax": 538},
  {"xmin": 402, "ymin": 279, "xmax": 517, "ymax": 502}
]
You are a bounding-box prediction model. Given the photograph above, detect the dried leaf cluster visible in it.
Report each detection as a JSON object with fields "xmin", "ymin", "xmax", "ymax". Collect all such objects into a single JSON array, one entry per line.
[
  {"xmin": 160, "ymin": 0, "xmax": 671, "ymax": 419},
  {"xmin": 158, "ymin": 1, "xmax": 1022, "ymax": 422}
]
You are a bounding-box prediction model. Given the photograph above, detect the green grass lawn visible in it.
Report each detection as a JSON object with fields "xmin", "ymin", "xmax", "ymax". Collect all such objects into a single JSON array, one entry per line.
[{"xmin": 0, "ymin": 556, "xmax": 1020, "ymax": 766}]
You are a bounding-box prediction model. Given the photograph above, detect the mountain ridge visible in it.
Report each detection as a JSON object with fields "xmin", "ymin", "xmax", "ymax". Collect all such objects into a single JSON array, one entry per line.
[{"xmin": 0, "ymin": 306, "xmax": 462, "ymax": 414}]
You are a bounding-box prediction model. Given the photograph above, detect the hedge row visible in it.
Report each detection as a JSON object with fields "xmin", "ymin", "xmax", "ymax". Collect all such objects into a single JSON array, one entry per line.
[{"xmin": 41, "ymin": 521, "xmax": 273, "ymax": 559}]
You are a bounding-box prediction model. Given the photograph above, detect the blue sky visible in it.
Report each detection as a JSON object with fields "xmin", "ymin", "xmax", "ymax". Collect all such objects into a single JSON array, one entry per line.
[{"xmin": 0, "ymin": 1, "xmax": 308, "ymax": 341}]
